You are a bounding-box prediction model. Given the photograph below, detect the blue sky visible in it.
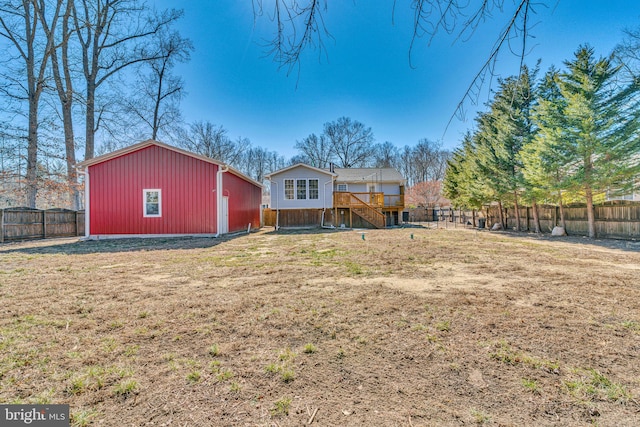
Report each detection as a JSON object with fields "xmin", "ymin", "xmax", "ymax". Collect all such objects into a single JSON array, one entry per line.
[{"xmin": 156, "ymin": 1, "xmax": 640, "ymax": 159}]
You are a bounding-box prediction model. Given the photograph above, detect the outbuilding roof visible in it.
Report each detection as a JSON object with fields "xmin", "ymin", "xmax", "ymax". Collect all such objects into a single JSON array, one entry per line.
[{"xmin": 75, "ymin": 139, "xmax": 263, "ymax": 188}]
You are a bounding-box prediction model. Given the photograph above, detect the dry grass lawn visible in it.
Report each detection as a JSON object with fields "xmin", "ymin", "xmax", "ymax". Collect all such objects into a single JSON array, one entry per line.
[{"xmin": 1, "ymin": 227, "xmax": 639, "ymax": 426}]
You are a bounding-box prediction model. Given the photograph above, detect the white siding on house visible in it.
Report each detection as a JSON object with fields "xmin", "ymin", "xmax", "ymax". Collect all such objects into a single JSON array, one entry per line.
[
  {"xmin": 270, "ymin": 166, "xmax": 334, "ymax": 209},
  {"xmin": 341, "ymin": 183, "xmax": 368, "ymax": 193},
  {"xmin": 380, "ymin": 183, "xmax": 401, "ymax": 195}
]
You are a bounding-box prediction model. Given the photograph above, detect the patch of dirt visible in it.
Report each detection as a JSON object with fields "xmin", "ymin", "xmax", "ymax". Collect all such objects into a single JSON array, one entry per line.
[{"xmin": 1, "ymin": 228, "xmax": 639, "ymax": 426}]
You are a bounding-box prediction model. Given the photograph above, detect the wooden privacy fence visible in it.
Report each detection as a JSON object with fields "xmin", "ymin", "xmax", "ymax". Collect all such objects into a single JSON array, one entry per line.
[
  {"xmin": 417, "ymin": 201, "xmax": 640, "ymax": 239},
  {"xmin": 484, "ymin": 202, "xmax": 640, "ymax": 239},
  {"xmin": 0, "ymin": 208, "xmax": 85, "ymax": 242}
]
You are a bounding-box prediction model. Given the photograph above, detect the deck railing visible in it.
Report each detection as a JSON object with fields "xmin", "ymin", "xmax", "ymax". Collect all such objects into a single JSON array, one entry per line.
[
  {"xmin": 334, "ymin": 192, "xmax": 403, "ymax": 208},
  {"xmin": 384, "ymin": 194, "xmax": 405, "ymax": 208}
]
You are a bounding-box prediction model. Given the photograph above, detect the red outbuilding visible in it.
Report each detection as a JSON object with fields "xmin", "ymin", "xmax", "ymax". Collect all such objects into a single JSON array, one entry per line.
[{"xmin": 76, "ymin": 140, "xmax": 262, "ymax": 239}]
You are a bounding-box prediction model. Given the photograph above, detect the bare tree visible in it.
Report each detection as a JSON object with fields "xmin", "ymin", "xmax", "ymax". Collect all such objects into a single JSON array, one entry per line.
[
  {"xmin": 179, "ymin": 121, "xmax": 247, "ymax": 166},
  {"xmin": 373, "ymin": 141, "xmax": 399, "ymax": 169},
  {"xmin": 123, "ymin": 29, "xmax": 193, "ymax": 142},
  {"xmin": 288, "ymin": 153, "xmax": 310, "ymax": 165},
  {"xmin": 432, "ymin": 149, "xmax": 450, "ymax": 181},
  {"xmin": 72, "ymin": 0, "xmax": 183, "ymax": 160},
  {"xmin": 398, "ymin": 145, "xmax": 415, "ymax": 186},
  {"xmin": 255, "ymin": 1, "xmax": 536, "ymax": 124},
  {"xmin": 615, "ymin": 25, "xmax": 640, "ymax": 81},
  {"xmin": 242, "ymin": 146, "xmax": 266, "ymax": 182},
  {"xmin": 252, "ymin": 0, "xmax": 330, "ymax": 75},
  {"xmin": 323, "ymin": 116, "xmax": 374, "ymax": 168},
  {"xmin": 294, "ymin": 133, "xmax": 333, "ymax": 168},
  {"xmin": 240, "ymin": 145, "xmax": 285, "ymax": 183},
  {"xmin": 37, "ymin": 0, "xmax": 81, "ymax": 209},
  {"xmin": 413, "ymin": 139, "xmax": 450, "ymax": 182},
  {"xmin": 0, "ymin": 0, "xmax": 60, "ymax": 207},
  {"xmin": 266, "ymin": 150, "xmax": 286, "ymax": 174}
]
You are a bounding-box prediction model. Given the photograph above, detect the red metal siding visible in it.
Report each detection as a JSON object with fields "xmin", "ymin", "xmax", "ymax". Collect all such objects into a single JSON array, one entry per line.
[
  {"xmin": 224, "ymin": 171, "xmax": 262, "ymax": 232},
  {"xmin": 88, "ymin": 145, "xmax": 218, "ymax": 235}
]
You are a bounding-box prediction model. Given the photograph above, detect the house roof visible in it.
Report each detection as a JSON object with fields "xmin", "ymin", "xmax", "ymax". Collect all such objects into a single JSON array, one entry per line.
[
  {"xmin": 266, "ymin": 163, "xmax": 406, "ymax": 183},
  {"xmin": 75, "ymin": 139, "xmax": 263, "ymax": 188},
  {"xmin": 265, "ymin": 163, "xmax": 337, "ymax": 179},
  {"xmin": 332, "ymin": 168, "xmax": 405, "ymax": 183}
]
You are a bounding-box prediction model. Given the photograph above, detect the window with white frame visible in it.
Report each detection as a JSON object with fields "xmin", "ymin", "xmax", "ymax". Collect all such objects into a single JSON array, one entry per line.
[
  {"xmin": 297, "ymin": 179, "xmax": 307, "ymax": 199},
  {"xmin": 284, "ymin": 179, "xmax": 294, "ymax": 200},
  {"xmin": 309, "ymin": 179, "xmax": 319, "ymax": 199},
  {"xmin": 143, "ymin": 189, "xmax": 161, "ymax": 217},
  {"xmin": 337, "ymin": 183, "xmax": 348, "ymax": 192}
]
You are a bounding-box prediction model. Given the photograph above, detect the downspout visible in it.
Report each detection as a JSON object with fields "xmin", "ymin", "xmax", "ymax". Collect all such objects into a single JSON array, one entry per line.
[
  {"xmin": 270, "ymin": 178, "xmax": 279, "ymax": 231},
  {"xmin": 83, "ymin": 167, "xmax": 90, "ymax": 239},
  {"xmin": 215, "ymin": 164, "xmax": 229, "ymax": 237}
]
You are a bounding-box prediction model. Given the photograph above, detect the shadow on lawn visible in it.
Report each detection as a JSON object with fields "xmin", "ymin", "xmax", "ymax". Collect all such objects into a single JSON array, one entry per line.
[
  {"xmin": 263, "ymin": 223, "xmax": 430, "ymax": 236},
  {"xmin": 479, "ymin": 228, "xmax": 640, "ymax": 253},
  {"xmin": 0, "ymin": 233, "xmax": 249, "ymax": 255},
  {"xmin": 8, "ymin": 223, "xmax": 633, "ymax": 256}
]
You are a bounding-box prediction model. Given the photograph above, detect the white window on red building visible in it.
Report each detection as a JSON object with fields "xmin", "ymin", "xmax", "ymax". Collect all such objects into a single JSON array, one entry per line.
[{"xmin": 143, "ymin": 189, "xmax": 162, "ymax": 217}]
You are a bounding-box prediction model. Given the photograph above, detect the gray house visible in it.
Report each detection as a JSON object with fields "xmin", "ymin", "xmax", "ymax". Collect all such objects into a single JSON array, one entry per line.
[{"xmin": 266, "ymin": 164, "xmax": 406, "ymax": 228}]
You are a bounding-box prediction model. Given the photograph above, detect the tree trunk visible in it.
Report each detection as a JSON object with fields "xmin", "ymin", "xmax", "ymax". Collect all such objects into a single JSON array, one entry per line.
[
  {"xmin": 63, "ymin": 106, "xmax": 79, "ymax": 209},
  {"xmin": 557, "ymin": 192, "xmax": 567, "ymax": 231},
  {"xmin": 498, "ymin": 200, "xmax": 504, "ymax": 229},
  {"xmin": 583, "ymin": 154, "xmax": 596, "ymax": 238},
  {"xmin": 61, "ymin": 3, "xmax": 79, "ymax": 209},
  {"xmin": 513, "ymin": 191, "xmax": 521, "ymax": 231},
  {"xmin": 24, "ymin": 0, "xmax": 61, "ymax": 208},
  {"xmin": 531, "ymin": 200, "xmax": 541, "ymax": 233},
  {"xmin": 585, "ymin": 186, "xmax": 596, "ymax": 238},
  {"xmin": 152, "ymin": 62, "xmax": 166, "ymax": 141},
  {"xmin": 85, "ymin": 79, "xmax": 96, "ymax": 160},
  {"xmin": 23, "ymin": 2, "xmax": 45, "ymax": 208},
  {"xmin": 26, "ymin": 97, "xmax": 39, "ymax": 208},
  {"xmin": 46, "ymin": 0, "xmax": 78, "ymax": 209}
]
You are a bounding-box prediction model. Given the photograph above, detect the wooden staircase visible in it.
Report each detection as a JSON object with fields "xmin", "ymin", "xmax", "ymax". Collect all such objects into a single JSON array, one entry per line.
[{"xmin": 349, "ymin": 194, "xmax": 386, "ymax": 229}]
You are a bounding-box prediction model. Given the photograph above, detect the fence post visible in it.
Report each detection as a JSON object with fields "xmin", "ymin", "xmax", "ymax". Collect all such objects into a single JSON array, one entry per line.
[
  {"xmin": 42, "ymin": 209, "xmax": 46, "ymax": 239},
  {"xmin": 0, "ymin": 208, "xmax": 4, "ymax": 243}
]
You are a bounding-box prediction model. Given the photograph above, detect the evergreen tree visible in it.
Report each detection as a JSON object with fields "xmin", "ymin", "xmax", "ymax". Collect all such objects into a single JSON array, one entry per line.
[
  {"xmin": 471, "ymin": 66, "xmax": 537, "ymax": 229},
  {"xmin": 521, "ymin": 67, "xmax": 570, "ymax": 229},
  {"xmin": 444, "ymin": 66, "xmax": 538, "ymax": 229},
  {"xmin": 443, "ymin": 133, "xmax": 486, "ymax": 209},
  {"xmin": 553, "ymin": 46, "xmax": 640, "ymax": 238}
]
